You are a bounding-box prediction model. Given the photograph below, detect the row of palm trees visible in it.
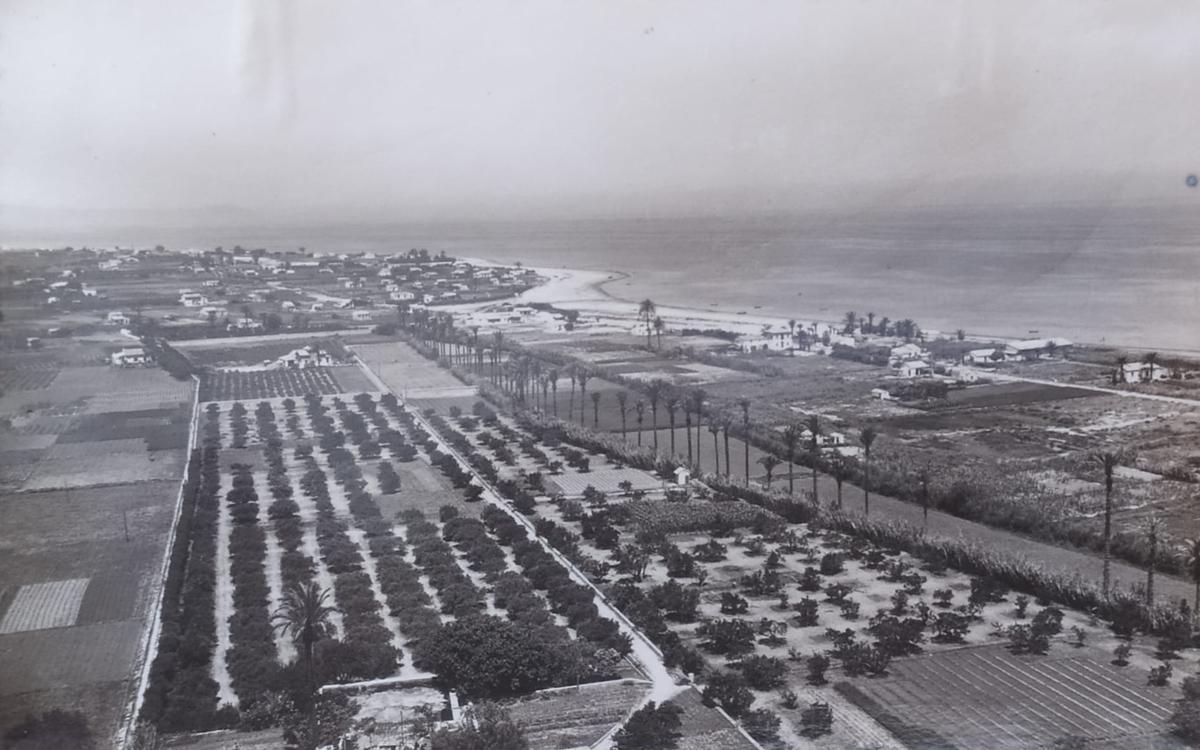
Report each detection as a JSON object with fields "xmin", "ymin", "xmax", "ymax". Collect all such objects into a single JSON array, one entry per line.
[{"xmin": 638, "ymin": 298, "xmax": 667, "ymax": 350}]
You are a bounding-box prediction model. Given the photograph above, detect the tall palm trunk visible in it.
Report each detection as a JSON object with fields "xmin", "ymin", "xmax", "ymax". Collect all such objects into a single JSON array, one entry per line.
[
  {"xmin": 723, "ymin": 428, "xmax": 731, "ymax": 479},
  {"xmin": 1103, "ymin": 469, "xmax": 1113, "ymax": 597},
  {"xmin": 711, "ymin": 428, "xmax": 720, "ymax": 475},
  {"xmin": 685, "ymin": 411, "xmax": 693, "ymax": 463},
  {"xmin": 651, "ymin": 405, "xmax": 659, "ymax": 450}
]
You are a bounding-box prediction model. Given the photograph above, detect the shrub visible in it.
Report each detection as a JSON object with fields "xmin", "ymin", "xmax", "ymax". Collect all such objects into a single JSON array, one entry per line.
[
  {"xmin": 806, "ymin": 652, "xmax": 831, "ymax": 685},
  {"xmin": 819, "ymin": 552, "xmax": 845, "ymax": 575},
  {"xmin": 736, "ymin": 655, "xmax": 788, "ymax": 690},
  {"xmin": 741, "ymin": 708, "xmax": 781, "ymax": 742},
  {"xmin": 702, "ymin": 671, "xmax": 754, "ymax": 717}
]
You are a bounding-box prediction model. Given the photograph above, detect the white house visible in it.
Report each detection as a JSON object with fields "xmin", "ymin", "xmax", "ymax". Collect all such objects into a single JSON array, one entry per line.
[
  {"xmin": 180, "ymin": 292, "xmax": 208, "ymax": 307},
  {"xmin": 870, "ymin": 387, "xmax": 896, "ymax": 401},
  {"xmin": 965, "ymin": 348, "xmax": 1000, "ymax": 364},
  {"xmin": 351, "ymin": 310, "xmax": 372, "ymax": 322},
  {"xmin": 281, "ymin": 300, "xmax": 297, "ymax": 311},
  {"xmin": 275, "ymin": 345, "xmax": 333, "ymax": 369},
  {"xmin": 738, "ymin": 327, "xmax": 794, "ymax": 354},
  {"xmin": 1122, "ymin": 362, "xmax": 1169, "ymax": 384},
  {"xmin": 111, "ymin": 347, "xmax": 149, "ymax": 367},
  {"xmin": 202, "ymin": 279, "xmax": 220, "ymax": 287},
  {"xmin": 106, "ymin": 311, "xmax": 130, "ymax": 325},
  {"xmin": 889, "ymin": 343, "xmax": 926, "ymax": 362},
  {"xmin": 389, "ymin": 290, "xmax": 416, "ymax": 302},
  {"xmin": 898, "ymin": 360, "xmax": 932, "ymax": 378}
]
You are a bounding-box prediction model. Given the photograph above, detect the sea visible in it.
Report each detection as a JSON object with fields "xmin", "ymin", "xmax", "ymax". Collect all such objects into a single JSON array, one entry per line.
[{"xmin": 5, "ymin": 205, "xmax": 1199, "ymax": 352}]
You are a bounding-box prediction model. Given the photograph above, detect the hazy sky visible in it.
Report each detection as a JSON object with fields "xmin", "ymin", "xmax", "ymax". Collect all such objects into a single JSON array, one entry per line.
[{"xmin": 2, "ymin": 1, "xmax": 1198, "ymax": 225}]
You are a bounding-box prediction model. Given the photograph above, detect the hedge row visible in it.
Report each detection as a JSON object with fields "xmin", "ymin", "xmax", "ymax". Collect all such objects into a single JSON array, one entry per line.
[{"xmin": 141, "ymin": 409, "xmax": 224, "ymax": 731}]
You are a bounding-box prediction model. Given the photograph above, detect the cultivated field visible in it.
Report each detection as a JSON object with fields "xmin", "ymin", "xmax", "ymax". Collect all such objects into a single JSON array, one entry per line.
[
  {"xmin": 0, "ymin": 347, "xmax": 195, "ymax": 745},
  {"xmin": 841, "ymin": 643, "xmax": 1183, "ymax": 748}
]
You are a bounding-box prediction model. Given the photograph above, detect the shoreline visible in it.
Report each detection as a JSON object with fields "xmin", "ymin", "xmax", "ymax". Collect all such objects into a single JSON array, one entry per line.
[{"xmin": 469, "ymin": 256, "xmax": 1200, "ymax": 357}]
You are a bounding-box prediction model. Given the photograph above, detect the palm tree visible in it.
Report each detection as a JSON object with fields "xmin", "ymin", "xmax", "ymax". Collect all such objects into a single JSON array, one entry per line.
[
  {"xmin": 684, "ymin": 404, "xmax": 694, "ymax": 465},
  {"xmin": 273, "ymin": 581, "xmax": 337, "ymax": 692},
  {"xmin": 646, "ymin": 380, "xmax": 665, "ymax": 451},
  {"xmin": 708, "ymin": 422, "xmax": 722, "ymax": 475},
  {"xmin": 860, "ymin": 426, "xmax": 878, "ymax": 517},
  {"xmin": 567, "ymin": 366, "xmax": 577, "ymax": 421},
  {"xmin": 577, "ymin": 369, "xmax": 592, "ymax": 425},
  {"xmin": 1145, "ymin": 514, "xmax": 1160, "ymax": 607},
  {"xmin": 807, "ymin": 414, "xmax": 822, "ymax": 505},
  {"xmin": 1114, "ymin": 355, "xmax": 1128, "ymax": 384},
  {"xmin": 758, "ymin": 455, "xmax": 782, "ymax": 489},
  {"xmin": 1091, "ymin": 448, "xmax": 1124, "ymax": 597},
  {"xmin": 638, "ymin": 299, "xmax": 657, "ymax": 349},
  {"xmin": 634, "ymin": 400, "xmax": 646, "ymax": 446},
  {"xmin": 1145, "ymin": 351, "xmax": 1159, "ymax": 382},
  {"xmin": 590, "ymin": 391, "xmax": 602, "ymax": 428},
  {"xmin": 843, "ymin": 311, "xmax": 858, "ymax": 335},
  {"xmin": 653, "ymin": 316, "xmax": 666, "ymax": 350},
  {"xmin": 829, "ymin": 454, "xmax": 849, "ymax": 510},
  {"xmin": 916, "ymin": 466, "xmax": 932, "ymax": 530},
  {"xmin": 689, "ymin": 389, "xmax": 706, "ymax": 470},
  {"xmin": 549, "ymin": 368, "xmax": 559, "ymax": 417},
  {"xmin": 739, "ymin": 398, "xmax": 752, "ymax": 485},
  {"xmin": 1184, "ymin": 538, "xmax": 1200, "ymax": 615},
  {"xmin": 721, "ymin": 414, "xmax": 732, "ymax": 480},
  {"xmin": 616, "ymin": 391, "xmax": 629, "ymax": 436},
  {"xmin": 665, "ymin": 395, "xmax": 680, "ymax": 456},
  {"xmin": 782, "ymin": 424, "xmax": 802, "ymax": 496},
  {"xmin": 865, "ymin": 312, "xmax": 876, "ymax": 334},
  {"xmin": 787, "ymin": 318, "xmax": 797, "ymax": 346}
]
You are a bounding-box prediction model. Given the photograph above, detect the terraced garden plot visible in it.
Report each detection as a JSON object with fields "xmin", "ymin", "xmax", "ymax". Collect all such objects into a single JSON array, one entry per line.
[
  {"xmin": 199, "ymin": 367, "xmax": 344, "ymax": 401},
  {"xmin": 840, "ymin": 643, "xmax": 1181, "ymax": 749},
  {"xmin": 505, "ymin": 680, "xmax": 649, "ymax": 750},
  {"xmin": 0, "ymin": 448, "xmax": 45, "ymax": 492},
  {"xmin": 0, "ymin": 578, "xmax": 89, "ymax": 633}
]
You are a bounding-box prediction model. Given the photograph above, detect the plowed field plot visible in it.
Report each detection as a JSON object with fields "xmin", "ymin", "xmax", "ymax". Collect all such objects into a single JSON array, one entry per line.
[
  {"xmin": 840, "ymin": 644, "xmax": 1180, "ymax": 749},
  {"xmin": 547, "ymin": 466, "xmax": 662, "ymax": 497},
  {"xmin": 935, "ymin": 381, "xmax": 1100, "ymax": 408},
  {"xmin": 328, "ymin": 364, "xmax": 377, "ymax": 393},
  {"xmin": 0, "ymin": 578, "xmax": 89, "ymax": 633},
  {"xmin": 21, "ymin": 440, "xmax": 186, "ymax": 490},
  {"xmin": 506, "ymin": 680, "xmax": 648, "ymax": 750},
  {"xmin": 0, "ymin": 366, "xmax": 60, "ymax": 392},
  {"xmin": 355, "ymin": 342, "xmax": 477, "ymax": 398},
  {"xmin": 200, "ymin": 367, "xmax": 345, "ymax": 401},
  {"xmin": 57, "ymin": 407, "xmax": 190, "ymax": 450}
]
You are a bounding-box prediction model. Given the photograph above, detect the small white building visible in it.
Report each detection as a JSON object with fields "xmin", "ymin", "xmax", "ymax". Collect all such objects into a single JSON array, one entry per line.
[
  {"xmin": 898, "ymin": 360, "xmax": 932, "ymax": 378},
  {"xmin": 389, "ymin": 290, "xmax": 416, "ymax": 302},
  {"xmin": 1122, "ymin": 362, "xmax": 1169, "ymax": 383},
  {"xmin": 111, "ymin": 347, "xmax": 149, "ymax": 367},
  {"xmin": 351, "ymin": 310, "xmax": 373, "ymax": 322},
  {"xmin": 890, "ymin": 343, "xmax": 926, "ymax": 362},
  {"xmin": 870, "ymin": 387, "xmax": 896, "ymax": 401},
  {"xmin": 965, "ymin": 348, "xmax": 1000, "ymax": 365},
  {"xmin": 106, "ymin": 311, "xmax": 130, "ymax": 325},
  {"xmin": 180, "ymin": 292, "xmax": 209, "ymax": 307}
]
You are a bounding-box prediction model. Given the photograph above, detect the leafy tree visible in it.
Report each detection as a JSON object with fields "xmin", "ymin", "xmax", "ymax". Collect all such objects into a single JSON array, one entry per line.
[
  {"xmin": 1170, "ymin": 672, "xmax": 1200, "ymax": 741},
  {"xmin": 702, "ymin": 671, "xmax": 755, "ymax": 717},
  {"xmin": 741, "ymin": 708, "xmax": 781, "ymax": 742},
  {"xmin": 806, "ymin": 652, "xmax": 831, "ymax": 685},
  {"xmin": 614, "ymin": 700, "xmax": 683, "ymax": 750},
  {"xmin": 698, "ymin": 618, "xmax": 757, "ymax": 657},
  {"xmin": 737, "ymin": 654, "xmax": 788, "ymax": 690},
  {"xmin": 417, "ymin": 616, "xmax": 571, "ymax": 699}
]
